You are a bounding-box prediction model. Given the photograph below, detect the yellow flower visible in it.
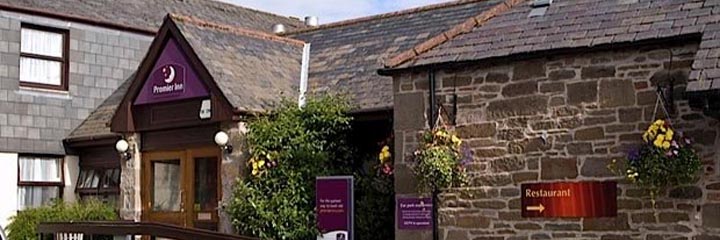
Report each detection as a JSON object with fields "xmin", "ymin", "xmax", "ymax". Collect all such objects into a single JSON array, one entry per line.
[
  {"xmin": 379, "ymin": 145, "xmax": 392, "ymax": 163},
  {"xmin": 656, "ymin": 134, "xmax": 665, "ymax": 142},
  {"xmin": 662, "ymin": 141, "xmax": 670, "ymax": 149},
  {"xmin": 666, "ymin": 129, "xmax": 674, "ymax": 140},
  {"xmin": 653, "ymin": 119, "xmax": 665, "ymax": 126},
  {"xmin": 653, "ymin": 137, "xmax": 664, "ymax": 148},
  {"xmin": 451, "ymin": 135, "xmax": 462, "ymax": 146}
]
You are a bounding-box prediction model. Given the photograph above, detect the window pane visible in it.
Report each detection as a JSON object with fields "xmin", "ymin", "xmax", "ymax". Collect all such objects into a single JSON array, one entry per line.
[
  {"xmin": 101, "ymin": 169, "xmax": 120, "ymax": 188},
  {"xmin": 20, "ymin": 57, "xmax": 62, "ymax": 86},
  {"xmin": 19, "ymin": 156, "xmax": 62, "ymax": 182},
  {"xmin": 21, "ymin": 27, "xmax": 63, "ymax": 57},
  {"xmin": 194, "ymin": 157, "xmax": 218, "ymax": 212},
  {"xmin": 17, "ymin": 186, "xmax": 59, "ymax": 210},
  {"xmin": 152, "ymin": 160, "xmax": 181, "ymax": 211}
]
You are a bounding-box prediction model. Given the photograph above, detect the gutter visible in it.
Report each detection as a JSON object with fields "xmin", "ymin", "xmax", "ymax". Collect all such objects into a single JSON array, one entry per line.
[
  {"xmin": 298, "ymin": 43, "xmax": 311, "ymax": 107},
  {"xmin": 0, "ymin": 3, "xmax": 156, "ymax": 36}
]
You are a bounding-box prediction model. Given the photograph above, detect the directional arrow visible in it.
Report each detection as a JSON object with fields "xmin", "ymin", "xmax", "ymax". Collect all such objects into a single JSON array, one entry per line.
[{"xmin": 526, "ymin": 203, "xmax": 545, "ymax": 213}]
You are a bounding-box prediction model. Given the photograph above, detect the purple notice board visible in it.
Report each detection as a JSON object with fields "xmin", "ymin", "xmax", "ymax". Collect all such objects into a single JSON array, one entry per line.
[
  {"xmin": 316, "ymin": 176, "xmax": 353, "ymax": 240},
  {"xmin": 134, "ymin": 38, "xmax": 208, "ymax": 105},
  {"xmin": 397, "ymin": 197, "xmax": 433, "ymax": 230}
]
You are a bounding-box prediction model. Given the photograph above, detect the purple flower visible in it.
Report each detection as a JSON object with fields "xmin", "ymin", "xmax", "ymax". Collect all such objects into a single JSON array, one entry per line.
[
  {"xmin": 627, "ymin": 148, "xmax": 641, "ymax": 164},
  {"xmin": 461, "ymin": 144, "xmax": 473, "ymax": 166}
]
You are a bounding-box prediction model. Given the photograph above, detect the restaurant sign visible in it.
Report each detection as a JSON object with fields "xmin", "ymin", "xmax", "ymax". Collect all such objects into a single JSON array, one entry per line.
[
  {"xmin": 316, "ymin": 176, "xmax": 353, "ymax": 240},
  {"xmin": 521, "ymin": 181, "xmax": 617, "ymax": 218},
  {"xmin": 134, "ymin": 38, "xmax": 208, "ymax": 105}
]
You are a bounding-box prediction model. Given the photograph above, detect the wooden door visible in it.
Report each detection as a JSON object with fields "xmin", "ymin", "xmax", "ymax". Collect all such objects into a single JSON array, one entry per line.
[
  {"xmin": 187, "ymin": 147, "xmax": 221, "ymax": 231},
  {"xmin": 142, "ymin": 147, "xmax": 220, "ymax": 230},
  {"xmin": 142, "ymin": 150, "xmax": 189, "ymax": 227}
]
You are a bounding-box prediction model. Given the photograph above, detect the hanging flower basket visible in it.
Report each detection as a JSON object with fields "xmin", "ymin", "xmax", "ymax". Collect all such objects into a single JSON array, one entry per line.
[
  {"xmin": 608, "ymin": 119, "xmax": 701, "ymax": 200},
  {"xmin": 411, "ymin": 127, "xmax": 470, "ymax": 192}
]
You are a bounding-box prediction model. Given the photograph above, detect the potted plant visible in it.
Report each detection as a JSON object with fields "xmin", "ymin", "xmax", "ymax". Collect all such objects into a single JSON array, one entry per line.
[
  {"xmin": 412, "ymin": 127, "xmax": 469, "ymax": 193},
  {"xmin": 609, "ymin": 119, "xmax": 702, "ymax": 202}
]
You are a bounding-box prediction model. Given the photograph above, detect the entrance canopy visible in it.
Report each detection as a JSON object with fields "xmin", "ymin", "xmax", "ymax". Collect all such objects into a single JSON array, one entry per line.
[{"xmin": 109, "ymin": 14, "xmax": 305, "ymax": 132}]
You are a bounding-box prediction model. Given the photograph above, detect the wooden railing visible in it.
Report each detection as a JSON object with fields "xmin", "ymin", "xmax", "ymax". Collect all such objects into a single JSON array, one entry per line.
[{"xmin": 37, "ymin": 221, "xmax": 260, "ymax": 240}]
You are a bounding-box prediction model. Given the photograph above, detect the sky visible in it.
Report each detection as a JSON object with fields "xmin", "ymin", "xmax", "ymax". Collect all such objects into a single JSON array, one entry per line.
[{"xmin": 220, "ymin": 0, "xmax": 452, "ymax": 24}]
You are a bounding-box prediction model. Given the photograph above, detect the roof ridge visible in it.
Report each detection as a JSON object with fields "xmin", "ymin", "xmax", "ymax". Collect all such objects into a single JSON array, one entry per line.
[
  {"xmin": 384, "ymin": 0, "xmax": 526, "ymax": 68},
  {"xmin": 169, "ymin": 14, "xmax": 306, "ymax": 47},
  {"xmin": 193, "ymin": 0, "xmax": 305, "ymax": 28},
  {"xmin": 283, "ymin": 0, "xmax": 496, "ymax": 36}
]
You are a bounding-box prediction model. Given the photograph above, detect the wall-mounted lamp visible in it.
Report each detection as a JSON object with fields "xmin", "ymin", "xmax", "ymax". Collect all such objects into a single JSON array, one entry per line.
[
  {"xmin": 214, "ymin": 131, "xmax": 233, "ymax": 154},
  {"xmin": 115, "ymin": 139, "xmax": 133, "ymax": 160}
]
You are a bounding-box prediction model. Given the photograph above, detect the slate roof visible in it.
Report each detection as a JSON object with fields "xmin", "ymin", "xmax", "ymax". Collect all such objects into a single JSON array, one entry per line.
[
  {"xmin": 66, "ymin": 74, "xmax": 133, "ymax": 140},
  {"xmin": 66, "ymin": 15, "xmax": 304, "ymax": 139},
  {"xmin": 288, "ymin": 0, "xmax": 504, "ymax": 110},
  {"xmin": 386, "ymin": 0, "xmax": 720, "ymax": 93},
  {"xmin": 0, "ymin": 0, "xmax": 304, "ymax": 33},
  {"xmin": 172, "ymin": 15, "xmax": 304, "ymax": 113}
]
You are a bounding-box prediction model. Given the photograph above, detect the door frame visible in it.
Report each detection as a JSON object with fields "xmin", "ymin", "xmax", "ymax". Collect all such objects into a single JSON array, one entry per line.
[{"xmin": 141, "ymin": 146, "xmax": 221, "ymax": 229}]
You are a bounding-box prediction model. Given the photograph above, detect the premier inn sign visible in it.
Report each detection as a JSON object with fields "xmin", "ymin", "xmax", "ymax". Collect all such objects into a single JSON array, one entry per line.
[{"xmin": 134, "ymin": 38, "xmax": 208, "ymax": 105}]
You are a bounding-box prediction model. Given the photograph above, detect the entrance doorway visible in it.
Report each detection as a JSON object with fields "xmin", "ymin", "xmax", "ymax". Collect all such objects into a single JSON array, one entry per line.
[{"xmin": 141, "ymin": 147, "xmax": 220, "ymax": 231}]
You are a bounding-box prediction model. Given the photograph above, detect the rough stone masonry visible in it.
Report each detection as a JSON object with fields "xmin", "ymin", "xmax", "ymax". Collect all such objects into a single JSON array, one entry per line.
[{"xmin": 392, "ymin": 40, "xmax": 720, "ymax": 240}]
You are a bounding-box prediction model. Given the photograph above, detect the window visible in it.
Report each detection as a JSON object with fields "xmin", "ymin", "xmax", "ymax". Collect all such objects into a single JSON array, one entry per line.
[
  {"xmin": 19, "ymin": 24, "xmax": 69, "ymax": 90},
  {"xmin": 76, "ymin": 168, "xmax": 121, "ymax": 206},
  {"xmin": 17, "ymin": 155, "xmax": 63, "ymax": 210}
]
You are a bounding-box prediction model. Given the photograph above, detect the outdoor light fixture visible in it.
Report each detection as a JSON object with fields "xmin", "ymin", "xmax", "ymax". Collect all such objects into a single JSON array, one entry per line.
[
  {"xmin": 214, "ymin": 131, "xmax": 233, "ymax": 154},
  {"xmin": 115, "ymin": 139, "xmax": 132, "ymax": 160}
]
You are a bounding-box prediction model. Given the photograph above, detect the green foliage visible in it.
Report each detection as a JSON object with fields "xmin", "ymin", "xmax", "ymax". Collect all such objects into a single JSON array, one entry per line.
[
  {"xmin": 355, "ymin": 170, "xmax": 394, "ymax": 240},
  {"xmin": 6, "ymin": 200, "xmax": 117, "ymax": 240},
  {"xmin": 608, "ymin": 119, "xmax": 702, "ymax": 201},
  {"xmin": 227, "ymin": 95, "xmax": 354, "ymax": 239},
  {"xmin": 413, "ymin": 128, "xmax": 469, "ymax": 192}
]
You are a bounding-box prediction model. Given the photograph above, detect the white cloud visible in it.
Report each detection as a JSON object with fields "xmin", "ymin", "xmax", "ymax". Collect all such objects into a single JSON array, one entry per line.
[{"xmin": 220, "ymin": 0, "xmax": 451, "ymax": 23}]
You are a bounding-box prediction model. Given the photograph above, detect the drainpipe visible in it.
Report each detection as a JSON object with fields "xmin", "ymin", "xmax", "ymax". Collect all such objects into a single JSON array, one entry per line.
[
  {"xmin": 428, "ymin": 70, "xmax": 437, "ymax": 128},
  {"xmin": 298, "ymin": 43, "xmax": 311, "ymax": 108},
  {"xmin": 428, "ymin": 69, "xmax": 439, "ymax": 240}
]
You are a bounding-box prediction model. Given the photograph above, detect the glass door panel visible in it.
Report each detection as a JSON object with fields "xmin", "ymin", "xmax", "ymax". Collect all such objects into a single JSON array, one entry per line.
[
  {"xmin": 142, "ymin": 151, "xmax": 187, "ymax": 227},
  {"xmin": 152, "ymin": 160, "xmax": 181, "ymax": 211}
]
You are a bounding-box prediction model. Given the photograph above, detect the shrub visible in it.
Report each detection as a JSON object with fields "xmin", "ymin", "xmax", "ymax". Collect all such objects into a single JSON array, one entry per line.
[
  {"xmin": 6, "ymin": 200, "xmax": 117, "ymax": 240},
  {"xmin": 227, "ymin": 95, "xmax": 354, "ymax": 239}
]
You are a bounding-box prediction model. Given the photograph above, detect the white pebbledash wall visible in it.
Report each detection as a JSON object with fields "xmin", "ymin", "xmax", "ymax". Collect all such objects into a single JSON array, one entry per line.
[
  {"xmin": 0, "ymin": 152, "xmax": 79, "ymax": 231},
  {"xmin": 0, "ymin": 152, "xmax": 18, "ymax": 230}
]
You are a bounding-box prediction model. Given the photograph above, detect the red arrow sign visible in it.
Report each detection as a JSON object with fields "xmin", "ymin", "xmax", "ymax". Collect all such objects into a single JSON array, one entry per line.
[{"xmin": 521, "ymin": 181, "xmax": 617, "ymax": 218}]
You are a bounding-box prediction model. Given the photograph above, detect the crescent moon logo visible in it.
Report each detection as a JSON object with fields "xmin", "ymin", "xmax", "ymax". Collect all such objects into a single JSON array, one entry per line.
[{"xmin": 163, "ymin": 65, "xmax": 176, "ymax": 84}]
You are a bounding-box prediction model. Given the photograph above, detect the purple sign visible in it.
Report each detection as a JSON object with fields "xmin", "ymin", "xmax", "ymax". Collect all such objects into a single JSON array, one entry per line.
[
  {"xmin": 397, "ymin": 197, "xmax": 433, "ymax": 230},
  {"xmin": 316, "ymin": 176, "xmax": 353, "ymax": 240},
  {"xmin": 134, "ymin": 38, "xmax": 208, "ymax": 105}
]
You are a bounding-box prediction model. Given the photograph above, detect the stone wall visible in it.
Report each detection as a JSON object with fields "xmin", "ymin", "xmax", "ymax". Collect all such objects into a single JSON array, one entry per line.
[
  {"xmin": 393, "ymin": 40, "xmax": 720, "ymax": 239},
  {"xmin": 0, "ymin": 10, "xmax": 151, "ymax": 154}
]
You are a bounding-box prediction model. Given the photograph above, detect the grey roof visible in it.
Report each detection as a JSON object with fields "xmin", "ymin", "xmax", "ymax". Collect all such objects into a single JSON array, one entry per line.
[
  {"xmin": 2, "ymin": 0, "xmax": 304, "ymax": 32},
  {"xmin": 288, "ymin": 0, "xmax": 504, "ymax": 110},
  {"xmin": 389, "ymin": 0, "xmax": 720, "ymax": 94},
  {"xmin": 172, "ymin": 15, "xmax": 303, "ymax": 112},
  {"xmin": 67, "ymin": 74, "xmax": 132, "ymax": 140},
  {"xmin": 67, "ymin": 15, "xmax": 304, "ymax": 139}
]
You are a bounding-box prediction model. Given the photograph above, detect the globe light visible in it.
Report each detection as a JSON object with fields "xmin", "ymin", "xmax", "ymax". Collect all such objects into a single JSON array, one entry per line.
[
  {"xmin": 214, "ymin": 131, "xmax": 229, "ymax": 146},
  {"xmin": 115, "ymin": 139, "xmax": 129, "ymax": 153}
]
